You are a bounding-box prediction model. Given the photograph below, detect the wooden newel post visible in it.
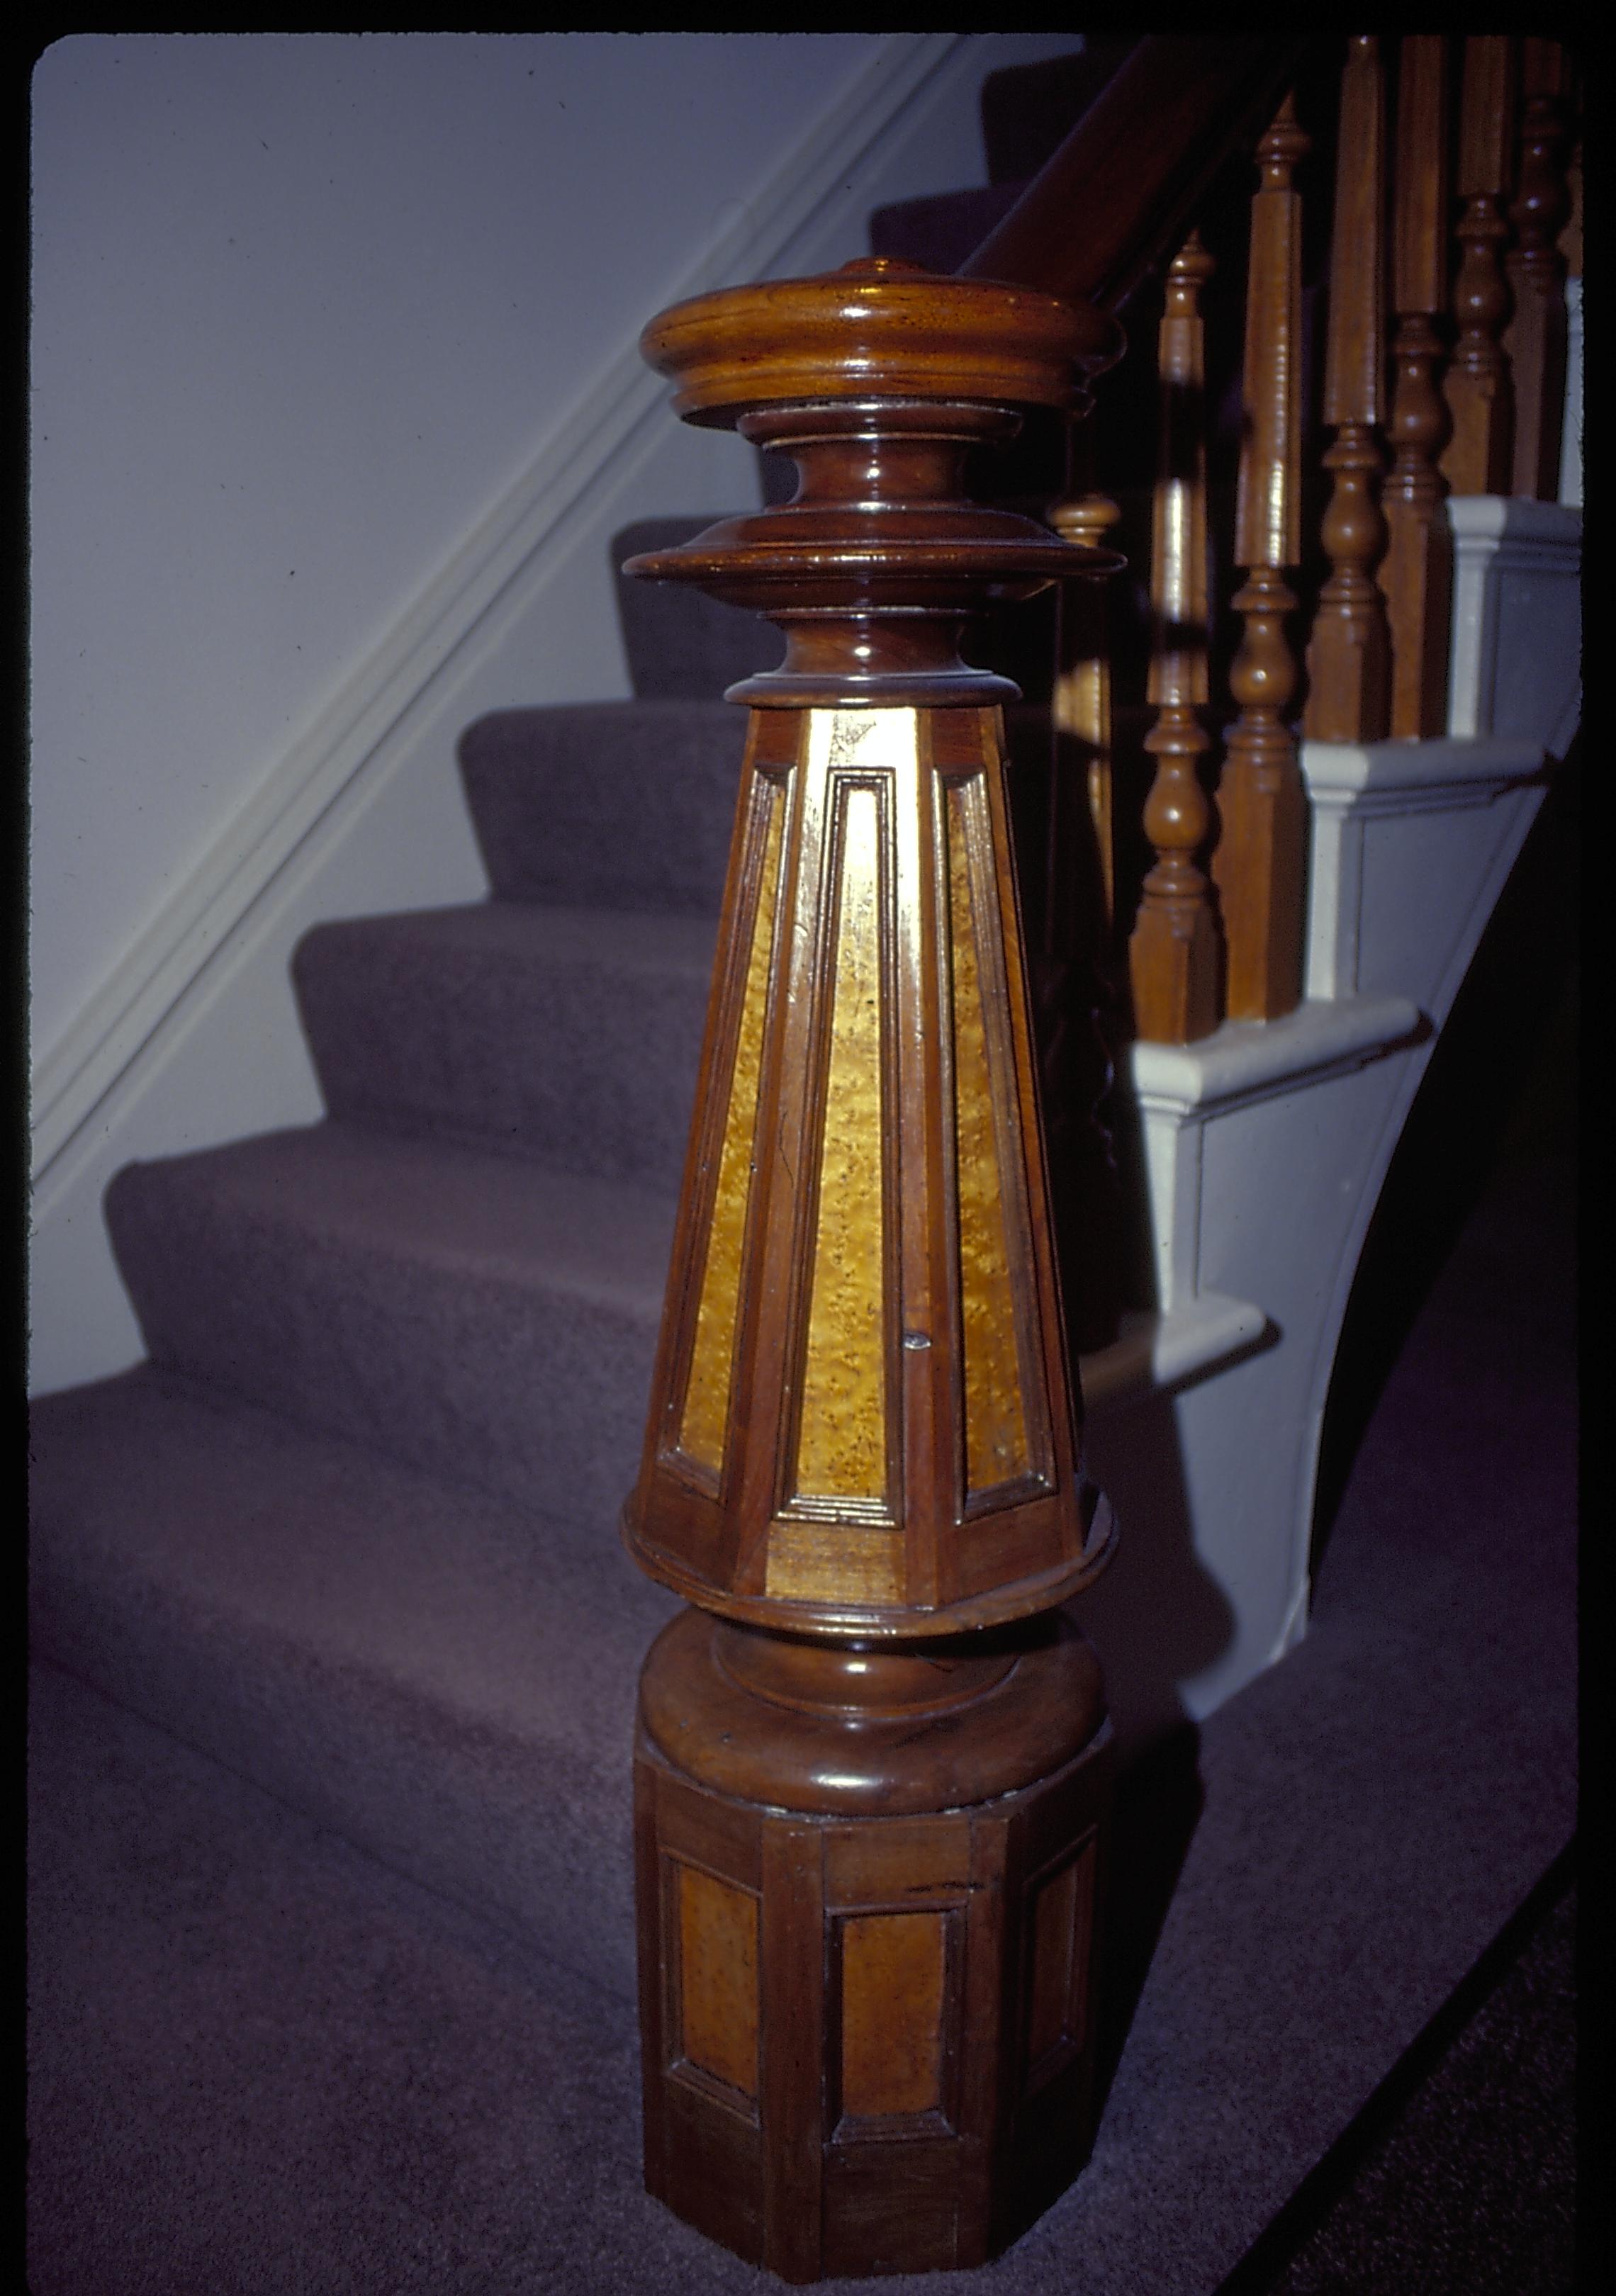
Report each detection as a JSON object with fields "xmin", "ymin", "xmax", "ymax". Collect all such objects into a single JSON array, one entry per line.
[{"xmin": 621, "ymin": 256, "xmax": 1125, "ymax": 2279}]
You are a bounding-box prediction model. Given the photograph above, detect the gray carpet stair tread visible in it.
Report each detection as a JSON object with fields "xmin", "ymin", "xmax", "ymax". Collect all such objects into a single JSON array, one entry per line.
[
  {"xmin": 105, "ymin": 1122, "xmax": 675, "ymax": 1518},
  {"xmin": 294, "ymin": 902, "xmax": 714, "ymax": 1183},
  {"xmin": 29, "ymin": 1365, "xmax": 679, "ymax": 2000},
  {"xmin": 459, "ymin": 700, "xmax": 746, "ymax": 912}
]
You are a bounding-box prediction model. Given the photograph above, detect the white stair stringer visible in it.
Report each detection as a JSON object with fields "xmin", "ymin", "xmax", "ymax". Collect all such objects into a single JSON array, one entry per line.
[{"xmin": 1070, "ymin": 498, "xmax": 1576, "ymax": 1749}]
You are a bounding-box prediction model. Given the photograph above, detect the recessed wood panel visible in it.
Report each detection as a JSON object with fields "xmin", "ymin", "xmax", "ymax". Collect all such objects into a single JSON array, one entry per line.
[
  {"xmin": 679, "ymin": 777, "xmax": 787, "ymax": 1475},
  {"xmin": 765, "ymin": 1520, "xmax": 903, "ymax": 1606},
  {"xmin": 677, "ymin": 1862, "xmax": 760, "ymax": 2100},
  {"xmin": 1025, "ymin": 1834, "xmax": 1096, "ymax": 2080},
  {"xmin": 792, "ymin": 773, "xmax": 890, "ymax": 1512},
  {"xmin": 838, "ymin": 1910, "xmax": 948, "ymax": 2120},
  {"xmin": 946, "ymin": 779, "xmax": 1033, "ymax": 1499}
]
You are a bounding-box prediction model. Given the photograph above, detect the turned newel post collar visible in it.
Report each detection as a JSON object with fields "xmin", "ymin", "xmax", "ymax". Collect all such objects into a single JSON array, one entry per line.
[{"xmin": 627, "ymin": 257, "xmax": 1125, "ymax": 705}]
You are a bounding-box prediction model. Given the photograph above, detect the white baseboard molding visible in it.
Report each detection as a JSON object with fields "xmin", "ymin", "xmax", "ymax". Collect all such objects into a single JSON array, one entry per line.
[{"xmin": 30, "ymin": 31, "xmax": 975, "ymax": 1192}]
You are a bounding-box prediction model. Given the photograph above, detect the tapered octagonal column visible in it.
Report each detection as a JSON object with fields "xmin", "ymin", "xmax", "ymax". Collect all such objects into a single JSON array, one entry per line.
[{"xmin": 622, "ymin": 257, "xmax": 1125, "ymax": 2279}]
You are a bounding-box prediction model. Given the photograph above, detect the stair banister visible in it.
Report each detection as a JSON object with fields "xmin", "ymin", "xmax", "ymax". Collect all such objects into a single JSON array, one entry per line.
[
  {"xmin": 616, "ymin": 36, "xmax": 1583, "ymax": 2276},
  {"xmin": 619, "ymin": 55, "xmax": 1345, "ymax": 2276}
]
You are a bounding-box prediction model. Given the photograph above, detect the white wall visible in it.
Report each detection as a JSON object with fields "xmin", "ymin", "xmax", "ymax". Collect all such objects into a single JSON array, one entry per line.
[
  {"xmin": 29, "ymin": 30, "xmax": 1087, "ymax": 1393},
  {"xmin": 29, "ymin": 33, "xmax": 887, "ymax": 1055}
]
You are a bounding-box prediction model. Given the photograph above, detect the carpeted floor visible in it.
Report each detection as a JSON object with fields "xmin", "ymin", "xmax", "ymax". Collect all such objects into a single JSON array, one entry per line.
[
  {"xmin": 28, "ymin": 1142, "xmax": 1577, "ymax": 2295},
  {"xmin": 1223, "ymin": 1855, "xmax": 1576, "ymax": 2293}
]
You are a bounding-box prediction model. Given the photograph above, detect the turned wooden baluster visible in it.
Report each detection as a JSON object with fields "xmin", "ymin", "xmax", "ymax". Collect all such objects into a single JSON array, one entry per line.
[
  {"xmin": 622, "ymin": 255, "xmax": 1126, "ymax": 2280},
  {"xmin": 1049, "ymin": 488, "xmax": 1123, "ymax": 942},
  {"xmin": 1132, "ymin": 231, "xmax": 1219, "ymax": 1043},
  {"xmin": 1213, "ymin": 95, "xmax": 1309, "ymax": 1024},
  {"xmin": 1440, "ymin": 38, "xmax": 1517, "ymax": 495},
  {"xmin": 1504, "ymin": 40, "xmax": 1573, "ymax": 502},
  {"xmin": 1304, "ymin": 35, "xmax": 1391, "ymax": 743},
  {"xmin": 1043, "ymin": 484, "xmax": 1126, "ymax": 1354},
  {"xmin": 1380, "ymin": 35, "xmax": 1452, "ymax": 739}
]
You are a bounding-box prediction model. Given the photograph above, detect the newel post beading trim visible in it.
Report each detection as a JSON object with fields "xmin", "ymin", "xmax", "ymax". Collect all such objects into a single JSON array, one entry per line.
[{"xmin": 619, "ymin": 257, "xmax": 1125, "ymax": 2280}]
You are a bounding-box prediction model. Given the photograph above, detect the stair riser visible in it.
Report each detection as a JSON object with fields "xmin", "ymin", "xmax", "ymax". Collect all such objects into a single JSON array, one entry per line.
[
  {"xmin": 293, "ymin": 921, "xmax": 709, "ymax": 1187},
  {"xmin": 106, "ymin": 1166, "xmax": 662, "ymax": 1524},
  {"xmin": 30, "ymin": 1546, "xmax": 644, "ymax": 2003},
  {"xmin": 459, "ymin": 703, "xmax": 746, "ymax": 912}
]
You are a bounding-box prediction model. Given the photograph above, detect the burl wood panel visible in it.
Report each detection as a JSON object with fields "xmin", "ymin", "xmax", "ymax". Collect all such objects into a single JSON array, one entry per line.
[
  {"xmin": 678, "ymin": 771, "xmax": 785, "ymax": 1479},
  {"xmin": 946, "ymin": 777, "xmax": 1036, "ymax": 1499},
  {"xmin": 675, "ymin": 1862, "xmax": 760, "ymax": 2099},
  {"xmin": 837, "ymin": 1910, "xmax": 953, "ymax": 2122},
  {"xmin": 792, "ymin": 770, "xmax": 893, "ymax": 1521}
]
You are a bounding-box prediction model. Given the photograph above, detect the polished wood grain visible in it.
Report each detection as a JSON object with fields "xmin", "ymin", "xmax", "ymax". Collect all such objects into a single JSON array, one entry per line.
[
  {"xmin": 1441, "ymin": 38, "xmax": 1517, "ymax": 497},
  {"xmin": 1213, "ymin": 96, "xmax": 1308, "ymax": 1023},
  {"xmin": 1131, "ymin": 232, "xmax": 1220, "ymax": 1044},
  {"xmin": 1503, "ymin": 40, "xmax": 1573, "ymax": 502},
  {"xmin": 1380, "ymin": 37, "xmax": 1453, "ymax": 738},
  {"xmin": 640, "ymin": 256, "xmax": 1121, "ymax": 431},
  {"xmin": 1304, "ymin": 36, "xmax": 1391, "ymax": 743}
]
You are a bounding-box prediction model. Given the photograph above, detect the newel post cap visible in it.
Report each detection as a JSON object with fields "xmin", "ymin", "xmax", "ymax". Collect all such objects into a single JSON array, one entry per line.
[{"xmin": 639, "ymin": 255, "xmax": 1124, "ymax": 427}]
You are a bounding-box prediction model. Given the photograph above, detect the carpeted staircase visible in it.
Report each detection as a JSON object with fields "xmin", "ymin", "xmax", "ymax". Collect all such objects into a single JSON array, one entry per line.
[
  {"xmin": 28, "ymin": 46, "xmax": 1578, "ymax": 2293},
  {"xmin": 28, "ymin": 578, "xmax": 766, "ymax": 2005}
]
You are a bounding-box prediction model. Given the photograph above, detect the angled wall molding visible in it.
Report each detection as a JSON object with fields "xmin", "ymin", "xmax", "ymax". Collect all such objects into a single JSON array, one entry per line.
[{"xmin": 30, "ymin": 33, "xmax": 971, "ymax": 1195}]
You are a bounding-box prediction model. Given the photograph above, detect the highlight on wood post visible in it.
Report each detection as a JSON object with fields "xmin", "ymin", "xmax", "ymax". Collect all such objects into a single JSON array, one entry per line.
[
  {"xmin": 1213, "ymin": 93, "xmax": 1308, "ymax": 1023},
  {"xmin": 1131, "ymin": 232, "xmax": 1220, "ymax": 1045}
]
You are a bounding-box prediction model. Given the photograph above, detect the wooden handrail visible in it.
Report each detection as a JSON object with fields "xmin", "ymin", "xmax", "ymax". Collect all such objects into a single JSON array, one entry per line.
[{"xmin": 959, "ymin": 34, "xmax": 1308, "ymax": 309}]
